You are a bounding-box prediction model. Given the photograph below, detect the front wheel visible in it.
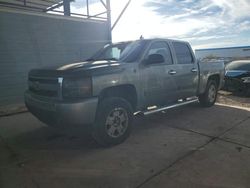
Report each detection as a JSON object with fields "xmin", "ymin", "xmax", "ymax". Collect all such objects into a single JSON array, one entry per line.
[
  {"xmin": 92, "ymin": 97, "xmax": 133, "ymax": 147},
  {"xmin": 198, "ymin": 80, "xmax": 218, "ymax": 107}
]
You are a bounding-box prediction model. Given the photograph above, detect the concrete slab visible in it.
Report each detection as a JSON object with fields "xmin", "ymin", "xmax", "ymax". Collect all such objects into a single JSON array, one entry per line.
[
  {"xmin": 0, "ymin": 113, "xmax": 210, "ymax": 188},
  {"xmin": 147, "ymin": 103, "xmax": 250, "ymax": 137},
  {"xmin": 141, "ymin": 139, "xmax": 250, "ymax": 188},
  {"xmin": 1, "ymin": 101, "xmax": 250, "ymax": 188},
  {"xmin": 0, "ymin": 113, "xmax": 45, "ymax": 139},
  {"xmin": 0, "ymin": 137, "xmax": 13, "ymax": 167},
  {"xmin": 222, "ymin": 118, "xmax": 250, "ymax": 147}
]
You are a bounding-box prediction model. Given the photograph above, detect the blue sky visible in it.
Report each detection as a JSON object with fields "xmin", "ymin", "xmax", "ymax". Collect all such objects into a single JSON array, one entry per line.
[{"xmin": 71, "ymin": 0, "xmax": 250, "ymax": 49}]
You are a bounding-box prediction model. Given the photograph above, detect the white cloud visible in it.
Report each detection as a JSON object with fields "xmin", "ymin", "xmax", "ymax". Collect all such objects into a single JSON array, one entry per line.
[
  {"xmin": 237, "ymin": 20, "xmax": 250, "ymax": 32},
  {"xmin": 71, "ymin": 0, "xmax": 250, "ymax": 49},
  {"xmin": 211, "ymin": 0, "xmax": 250, "ymax": 19}
]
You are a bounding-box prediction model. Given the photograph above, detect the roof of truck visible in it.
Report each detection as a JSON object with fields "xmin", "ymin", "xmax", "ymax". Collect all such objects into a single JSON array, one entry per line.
[{"xmin": 113, "ymin": 38, "xmax": 189, "ymax": 45}]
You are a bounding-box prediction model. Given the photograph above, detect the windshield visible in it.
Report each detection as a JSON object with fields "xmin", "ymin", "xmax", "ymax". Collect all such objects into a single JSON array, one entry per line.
[
  {"xmin": 90, "ymin": 40, "xmax": 147, "ymax": 62},
  {"xmin": 226, "ymin": 61, "xmax": 250, "ymax": 71}
]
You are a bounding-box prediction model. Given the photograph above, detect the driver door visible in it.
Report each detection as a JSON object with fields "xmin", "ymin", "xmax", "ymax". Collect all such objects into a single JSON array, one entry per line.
[{"xmin": 139, "ymin": 41, "xmax": 178, "ymax": 107}]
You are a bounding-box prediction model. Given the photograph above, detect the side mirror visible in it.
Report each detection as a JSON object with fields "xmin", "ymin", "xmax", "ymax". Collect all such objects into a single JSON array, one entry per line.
[{"xmin": 145, "ymin": 54, "xmax": 164, "ymax": 65}]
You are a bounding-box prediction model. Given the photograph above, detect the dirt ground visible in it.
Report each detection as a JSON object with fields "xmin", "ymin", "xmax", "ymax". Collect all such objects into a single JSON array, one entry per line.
[{"xmin": 218, "ymin": 90, "xmax": 250, "ymax": 108}]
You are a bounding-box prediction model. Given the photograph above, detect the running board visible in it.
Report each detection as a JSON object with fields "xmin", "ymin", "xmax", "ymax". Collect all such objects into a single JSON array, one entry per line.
[{"xmin": 143, "ymin": 98, "xmax": 199, "ymax": 116}]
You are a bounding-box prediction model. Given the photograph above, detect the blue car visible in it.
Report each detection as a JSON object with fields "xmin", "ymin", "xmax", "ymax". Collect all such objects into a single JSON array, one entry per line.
[{"xmin": 224, "ymin": 60, "xmax": 250, "ymax": 96}]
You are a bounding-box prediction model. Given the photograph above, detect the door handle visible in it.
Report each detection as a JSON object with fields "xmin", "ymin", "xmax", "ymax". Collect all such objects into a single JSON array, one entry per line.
[
  {"xmin": 168, "ymin": 70, "xmax": 177, "ymax": 75},
  {"xmin": 191, "ymin": 68, "xmax": 198, "ymax": 73}
]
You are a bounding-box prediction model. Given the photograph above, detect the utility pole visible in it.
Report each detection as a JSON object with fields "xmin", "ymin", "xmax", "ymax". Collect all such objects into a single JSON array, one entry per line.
[
  {"xmin": 106, "ymin": 0, "xmax": 112, "ymax": 42},
  {"xmin": 111, "ymin": 0, "xmax": 131, "ymax": 31},
  {"xmin": 63, "ymin": 0, "xmax": 71, "ymax": 16}
]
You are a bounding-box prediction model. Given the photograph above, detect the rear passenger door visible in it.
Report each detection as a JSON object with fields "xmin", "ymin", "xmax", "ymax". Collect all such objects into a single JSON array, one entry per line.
[{"xmin": 171, "ymin": 42, "xmax": 199, "ymax": 98}]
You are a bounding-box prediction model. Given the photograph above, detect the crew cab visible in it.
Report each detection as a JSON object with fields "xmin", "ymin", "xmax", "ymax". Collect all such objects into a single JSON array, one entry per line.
[{"xmin": 25, "ymin": 38, "xmax": 225, "ymax": 146}]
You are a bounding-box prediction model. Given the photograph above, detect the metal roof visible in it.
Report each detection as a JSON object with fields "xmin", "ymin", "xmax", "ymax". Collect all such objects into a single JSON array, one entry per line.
[{"xmin": 0, "ymin": 0, "xmax": 62, "ymax": 11}]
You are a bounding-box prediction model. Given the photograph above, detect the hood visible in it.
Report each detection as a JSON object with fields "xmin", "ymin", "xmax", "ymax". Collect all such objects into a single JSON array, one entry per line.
[
  {"xmin": 56, "ymin": 60, "xmax": 121, "ymax": 71},
  {"xmin": 29, "ymin": 60, "xmax": 125, "ymax": 78},
  {"xmin": 225, "ymin": 70, "xmax": 249, "ymax": 78}
]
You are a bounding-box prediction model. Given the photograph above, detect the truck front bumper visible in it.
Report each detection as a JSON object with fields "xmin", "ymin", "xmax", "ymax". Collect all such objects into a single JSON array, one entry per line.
[{"xmin": 24, "ymin": 91, "xmax": 98, "ymax": 126}]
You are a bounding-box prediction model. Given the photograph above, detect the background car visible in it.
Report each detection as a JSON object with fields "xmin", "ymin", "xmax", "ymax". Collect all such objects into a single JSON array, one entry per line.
[{"xmin": 224, "ymin": 60, "xmax": 250, "ymax": 96}]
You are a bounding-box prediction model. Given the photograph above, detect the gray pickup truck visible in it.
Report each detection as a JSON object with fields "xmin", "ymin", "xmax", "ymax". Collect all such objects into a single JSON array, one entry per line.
[{"xmin": 25, "ymin": 38, "xmax": 225, "ymax": 146}]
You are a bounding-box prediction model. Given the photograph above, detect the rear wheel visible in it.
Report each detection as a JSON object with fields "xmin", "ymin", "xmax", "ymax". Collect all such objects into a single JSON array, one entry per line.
[
  {"xmin": 199, "ymin": 80, "xmax": 218, "ymax": 107},
  {"xmin": 92, "ymin": 97, "xmax": 133, "ymax": 147}
]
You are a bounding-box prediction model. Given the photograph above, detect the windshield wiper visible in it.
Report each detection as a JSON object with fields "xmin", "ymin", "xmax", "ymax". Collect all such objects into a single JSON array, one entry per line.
[
  {"xmin": 86, "ymin": 58, "xmax": 95, "ymax": 61},
  {"xmin": 103, "ymin": 58, "xmax": 118, "ymax": 61}
]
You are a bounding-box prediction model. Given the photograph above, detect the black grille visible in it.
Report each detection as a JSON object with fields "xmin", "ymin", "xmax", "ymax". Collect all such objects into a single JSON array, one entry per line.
[
  {"xmin": 29, "ymin": 77, "xmax": 58, "ymax": 84},
  {"xmin": 28, "ymin": 77, "xmax": 59, "ymax": 98}
]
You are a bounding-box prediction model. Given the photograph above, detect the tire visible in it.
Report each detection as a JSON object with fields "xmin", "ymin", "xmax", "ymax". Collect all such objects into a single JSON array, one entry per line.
[
  {"xmin": 92, "ymin": 97, "xmax": 133, "ymax": 147},
  {"xmin": 198, "ymin": 79, "xmax": 218, "ymax": 107}
]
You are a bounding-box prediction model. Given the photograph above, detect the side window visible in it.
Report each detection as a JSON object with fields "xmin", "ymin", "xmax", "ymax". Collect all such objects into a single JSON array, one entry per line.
[
  {"xmin": 147, "ymin": 41, "xmax": 173, "ymax": 64},
  {"xmin": 111, "ymin": 48, "xmax": 121, "ymax": 59},
  {"xmin": 103, "ymin": 46, "xmax": 121, "ymax": 60},
  {"xmin": 173, "ymin": 42, "xmax": 193, "ymax": 64}
]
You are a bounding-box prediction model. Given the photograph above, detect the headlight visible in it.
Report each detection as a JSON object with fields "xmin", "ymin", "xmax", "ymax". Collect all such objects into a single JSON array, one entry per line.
[
  {"xmin": 62, "ymin": 77, "xmax": 92, "ymax": 99},
  {"xmin": 241, "ymin": 77, "xmax": 250, "ymax": 83}
]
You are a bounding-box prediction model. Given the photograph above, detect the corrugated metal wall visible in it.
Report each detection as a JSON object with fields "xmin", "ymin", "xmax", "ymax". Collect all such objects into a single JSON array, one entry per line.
[{"xmin": 0, "ymin": 8, "xmax": 109, "ymax": 107}]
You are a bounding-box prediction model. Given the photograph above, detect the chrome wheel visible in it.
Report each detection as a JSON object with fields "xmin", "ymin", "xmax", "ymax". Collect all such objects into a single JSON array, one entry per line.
[
  {"xmin": 105, "ymin": 108, "xmax": 129, "ymax": 138},
  {"xmin": 208, "ymin": 84, "xmax": 216, "ymax": 103}
]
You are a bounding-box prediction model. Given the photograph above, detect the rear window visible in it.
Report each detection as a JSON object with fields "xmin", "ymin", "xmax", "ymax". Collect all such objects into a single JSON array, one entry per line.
[
  {"xmin": 173, "ymin": 42, "xmax": 193, "ymax": 64},
  {"xmin": 226, "ymin": 61, "xmax": 250, "ymax": 71}
]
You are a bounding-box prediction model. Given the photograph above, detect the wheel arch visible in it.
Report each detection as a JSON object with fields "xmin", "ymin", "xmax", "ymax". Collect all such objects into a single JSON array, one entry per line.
[
  {"xmin": 208, "ymin": 74, "xmax": 220, "ymax": 87},
  {"xmin": 98, "ymin": 84, "xmax": 138, "ymax": 111}
]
